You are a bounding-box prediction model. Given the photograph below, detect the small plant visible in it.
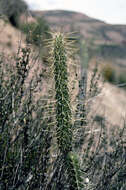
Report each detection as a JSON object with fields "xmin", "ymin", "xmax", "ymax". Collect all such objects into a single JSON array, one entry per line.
[
  {"xmin": 102, "ymin": 64, "xmax": 116, "ymax": 83},
  {"xmin": 0, "ymin": 47, "xmax": 51, "ymax": 189},
  {"xmin": 21, "ymin": 17, "xmax": 50, "ymax": 47},
  {"xmin": 102, "ymin": 63, "xmax": 126, "ymax": 89}
]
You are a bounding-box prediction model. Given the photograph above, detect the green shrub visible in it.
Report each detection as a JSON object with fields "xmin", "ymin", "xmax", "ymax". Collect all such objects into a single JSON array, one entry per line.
[
  {"xmin": 102, "ymin": 64, "xmax": 116, "ymax": 83},
  {"xmin": 21, "ymin": 17, "xmax": 50, "ymax": 46},
  {"xmin": 102, "ymin": 64, "xmax": 126, "ymax": 89}
]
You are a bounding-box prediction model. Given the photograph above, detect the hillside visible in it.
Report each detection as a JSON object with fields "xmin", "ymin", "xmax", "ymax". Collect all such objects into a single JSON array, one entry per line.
[
  {"xmin": 31, "ymin": 10, "xmax": 126, "ymax": 70},
  {"xmin": 0, "ymin": 18, "xmax": 25, "ymax": 55},
  {"xmin": 31, "ymin": 10, "xmax": 126, "ymax": 45}
]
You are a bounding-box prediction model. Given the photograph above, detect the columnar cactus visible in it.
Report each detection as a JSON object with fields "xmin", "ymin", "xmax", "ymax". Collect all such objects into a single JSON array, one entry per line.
[
  {"xmin": 48, "ymin": 32, "xmax": 84, "ymax": 190},
  {"xmin": 50, "ymin": 33, "xmax": 72, "ymax": 153}
]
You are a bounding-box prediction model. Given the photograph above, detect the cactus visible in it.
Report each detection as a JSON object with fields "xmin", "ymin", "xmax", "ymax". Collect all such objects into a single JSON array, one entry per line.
[
  {"xmin": 50, "ymin": 33, "xmax": 72, "ymax": 153},
  {"xmin": 48, "ymin": 32, "xmax": 85, "ymax": 189}
]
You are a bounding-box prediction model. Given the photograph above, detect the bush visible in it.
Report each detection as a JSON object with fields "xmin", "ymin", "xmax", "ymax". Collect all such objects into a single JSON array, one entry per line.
[
  {"xmin": 102, "ymin": 64, "xmax": 126, "ymax": 89},
  {"xmin": 102, "ymin": 64, "xmax": 116, "ymax": 83},
  {"xmin": 21, "ymin": 17, "xmax": 50, "ymax": 46},
  {"xmin": 0, "ymin": 0, "xmax": 27, "ymax": 27}
]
